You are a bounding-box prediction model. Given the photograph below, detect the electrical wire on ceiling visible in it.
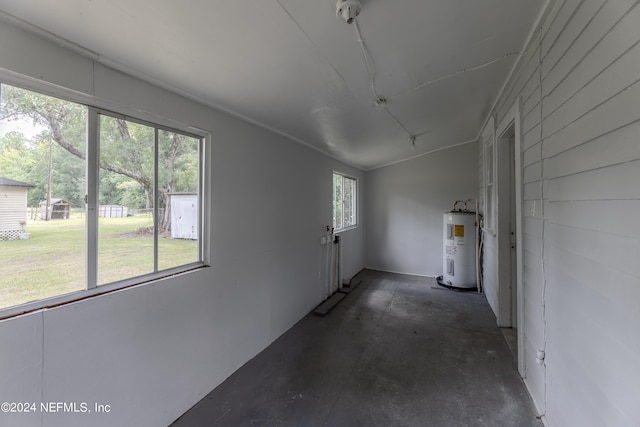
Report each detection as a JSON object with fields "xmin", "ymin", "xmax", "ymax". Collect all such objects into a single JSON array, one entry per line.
[
  {"xmin": 387, "ymin": 52, "xmax": 521, "ymax": 101},
  {"xmin": 339, "ymin": 0, "xmax": 521, "ymax": 150},
  {"xmin": 353, "ymin": 20, "xmax": 381, "ymax": 103},
  {"xmin": 352, "ymin": 18, "xmax": 417, "ymax": 148}
]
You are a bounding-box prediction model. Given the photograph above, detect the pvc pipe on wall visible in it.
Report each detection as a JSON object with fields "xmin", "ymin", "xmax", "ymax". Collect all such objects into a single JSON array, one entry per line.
[
  {"xmin": 325, "ymin": 226, "xmax": 333, "ymax": 299},
  {"xmin": 451, "ymin": 198, "xmax": 481, "ymax": 293}
]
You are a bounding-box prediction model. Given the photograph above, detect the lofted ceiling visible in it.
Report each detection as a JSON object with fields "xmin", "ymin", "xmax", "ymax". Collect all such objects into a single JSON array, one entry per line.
[{"xmin": 0, "ymin": 0, "xmax": 546, "ymax": 170}]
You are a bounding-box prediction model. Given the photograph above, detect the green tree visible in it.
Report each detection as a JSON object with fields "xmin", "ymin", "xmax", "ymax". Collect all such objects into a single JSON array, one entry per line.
[
  {"xmin": 1, "ymin": 83, "xmax": 199, "ymax": 229},
  {"xmin": 1, "ymin": 85, "xmax": 152, "ymax": 194},
  {"xmin": 0, "ymin": 131, "xmax": 35, "ymax": 183}
]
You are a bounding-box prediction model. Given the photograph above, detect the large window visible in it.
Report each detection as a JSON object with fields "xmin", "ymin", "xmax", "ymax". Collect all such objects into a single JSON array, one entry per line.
[
  {"xmin": 333, "ymin": 172, "xmax": 357, "ymax": 231},
  {"xmin": 0, "ymin": 83, "xmax": 204, "ymax": 313}
]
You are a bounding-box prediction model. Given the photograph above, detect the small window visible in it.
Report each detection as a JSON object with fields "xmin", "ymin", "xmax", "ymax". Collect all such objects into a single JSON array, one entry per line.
[{"xmin": 333, "ymin": 172, "xmax": 357, "ymax": 231}]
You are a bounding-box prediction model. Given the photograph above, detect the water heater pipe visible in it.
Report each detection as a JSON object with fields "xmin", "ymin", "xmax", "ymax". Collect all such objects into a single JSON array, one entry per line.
[
  {"xmin": 451, "ymin": 198, "xmax": 482, "ymax": 293},
  {"xmin": 325, "ymin": 226, "xmax": 334, "ymax": 298},
  {"xmin": 473, "ymin": 199, "xmax": 481, "ymax": 294},
  {"xmin": 333, "ymin": 234, "xmax": 342, "ymax": 292}
]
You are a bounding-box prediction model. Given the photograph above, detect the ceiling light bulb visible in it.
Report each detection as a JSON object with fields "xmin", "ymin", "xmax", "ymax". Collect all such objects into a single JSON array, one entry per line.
[{"xmin": 409, "ymin": 135, "xmax": 417, "ymax": 150}]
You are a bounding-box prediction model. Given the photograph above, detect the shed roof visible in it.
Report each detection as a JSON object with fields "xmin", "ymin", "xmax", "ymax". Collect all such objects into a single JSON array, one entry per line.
[
  {"xmin": 0, "ymin": 177, "xmax": 36, "ymax": 188},
  {"xmin": 38, "ymin": 198, "xmax": 71, "ymax": 206}
]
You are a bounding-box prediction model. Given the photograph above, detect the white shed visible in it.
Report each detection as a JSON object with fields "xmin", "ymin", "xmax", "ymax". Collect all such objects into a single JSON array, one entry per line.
[
  {"xmin": 169, "ymin": 193, "xmax": 198, "ymax": 240},
  {"xmin": 99, "ymin": 205, "xmax": 129, "ymax": 218},
  {"xmin": 0, "ymin": 177, "xmax": 35, "ymax": 240}
]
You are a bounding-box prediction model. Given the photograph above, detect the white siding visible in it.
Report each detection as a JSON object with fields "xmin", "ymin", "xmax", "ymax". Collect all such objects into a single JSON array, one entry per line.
[
  {"xmin": 481, "ymin": 0, "xmax": 640, "ymax": 425},
  {"xmin": 0, "ymin": 186, "xmax": 28, "ymax": 234}
]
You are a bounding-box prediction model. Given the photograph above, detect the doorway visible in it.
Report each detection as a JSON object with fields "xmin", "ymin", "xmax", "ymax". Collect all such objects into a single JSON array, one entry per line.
[
  {"xmin": 497, "ymin": 126, "xmax": 516, "ymax": 328},
  {"xmin": 495, "ymin": 100, "xmax": 524, "ymax": 375}
]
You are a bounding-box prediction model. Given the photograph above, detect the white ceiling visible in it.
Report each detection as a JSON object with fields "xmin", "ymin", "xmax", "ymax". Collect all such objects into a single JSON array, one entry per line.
[{"xmin": 0, "ymin": 0, "xmax": 546, "ymax": 170}]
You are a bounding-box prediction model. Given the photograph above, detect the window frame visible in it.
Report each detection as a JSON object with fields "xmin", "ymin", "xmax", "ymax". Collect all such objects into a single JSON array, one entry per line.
[
  {"xmin": 0, "ymin": 80, "xmax": 209, "ymax": 319},
  {"xmin": 333, "ymin": 172, "xmax": 357, "ymax": 232},
  {"xmin": 483, "ymin": 125, "xmax": 496, "ymax": 235},
  {"xmin": 89, "ymin": 107, "xmax": 206, "ymax": 288}
]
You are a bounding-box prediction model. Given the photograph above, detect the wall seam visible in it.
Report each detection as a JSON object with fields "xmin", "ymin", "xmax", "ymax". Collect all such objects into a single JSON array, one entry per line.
[
  {"xmin": 538, "ymin": 24, "xmax": 549, "ymax": 423},
  {"xmin": 40, "ymin": 310, "xmax": 44, "ymax": 427}
]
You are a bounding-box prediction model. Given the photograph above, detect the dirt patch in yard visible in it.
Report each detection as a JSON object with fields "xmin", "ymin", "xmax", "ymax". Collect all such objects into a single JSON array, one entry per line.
[{"xmin": 115, "ymin": 226, "xmax": 171, "ymax": 238}]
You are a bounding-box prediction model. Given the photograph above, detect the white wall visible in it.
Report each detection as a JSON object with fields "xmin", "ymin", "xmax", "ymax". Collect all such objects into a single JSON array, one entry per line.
[
  {"xmin": 364, "ymin": 143, "xmax": 478, "ymax": 276},
  {"xmin": 480, "ymin": 0, "xmax": 640, "ymax": 425},
  {"xmin": 0, "ymin": 20, "xmax": 364, "ymax": 427}
]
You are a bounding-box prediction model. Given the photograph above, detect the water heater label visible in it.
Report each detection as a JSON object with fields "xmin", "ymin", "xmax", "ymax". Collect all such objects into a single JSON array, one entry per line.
[{"xmin": 454, "ymin": 225, "xmax": 465, "ymax": 237}]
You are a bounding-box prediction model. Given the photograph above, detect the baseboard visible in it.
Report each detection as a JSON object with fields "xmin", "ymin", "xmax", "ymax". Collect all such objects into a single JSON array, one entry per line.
[{"xmin": 364, "ymin": 267, "xmax": 437, "ymax": 278}]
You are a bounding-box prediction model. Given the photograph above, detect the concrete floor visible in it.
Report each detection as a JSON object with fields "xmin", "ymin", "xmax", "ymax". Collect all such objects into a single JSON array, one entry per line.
[{"xmin": 172, "ymin": 270, "xmax": 542, "ymax": 426}]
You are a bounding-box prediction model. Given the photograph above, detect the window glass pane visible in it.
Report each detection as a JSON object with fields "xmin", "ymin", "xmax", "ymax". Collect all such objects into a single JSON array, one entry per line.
[
  {"xmin": 333, "ymin": 173, "xmax": 357, "ymax": 231},
  {"xmin": 485, "ymin": 141, "xmax": 495, "ymax": 230},
  {"xmin": 486, "ymin": 183, "xmax": 494, "ymax": 230},
  {"xmin": 334, "ymin": 173, "xmax": 343, "ymax": 230},
  {"xmin": 343, "ymin": 178, "xmax": 353, "ymax": 227},
  {"xmin": 157, "ymin": 130, "xmax": 199, "ymax": 270},
  {"xmin": 486, "ymin": 143, "xmax": 494, "ymax": 185},
  {"xmin": 98, "ymin": 116, "xmax": 154, "ymax": 285},
  {"xmin": 0, "ymin": 84, "xmax": 86, "ymax": 309},
  {"xmin": 350, "ymin": 178, "xmax": 356, "ymax": 225},
  {"xmin": 332, "ymin": 174, "xmax": 336, "ymax": 228}
]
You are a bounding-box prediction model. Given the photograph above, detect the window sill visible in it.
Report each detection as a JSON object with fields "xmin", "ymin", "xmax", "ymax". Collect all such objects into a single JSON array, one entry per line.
[
  {"xmin": 335, "ymin": 225, "xmax": 358, "ymax": 234},
  {"xmin": 0, "ymin": 263, "xmax": 207, "ymax": 321}
]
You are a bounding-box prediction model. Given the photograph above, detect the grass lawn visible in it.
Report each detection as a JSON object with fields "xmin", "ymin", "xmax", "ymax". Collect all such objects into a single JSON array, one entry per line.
[{"xmin": 1, "ymin": 215, "xmax": 197, "ymax": 310}]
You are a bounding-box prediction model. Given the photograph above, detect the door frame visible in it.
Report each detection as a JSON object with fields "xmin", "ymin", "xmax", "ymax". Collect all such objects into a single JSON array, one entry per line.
[{"xmin": 496, "ymin": 99, "xmax": 525, "ymax": 376}]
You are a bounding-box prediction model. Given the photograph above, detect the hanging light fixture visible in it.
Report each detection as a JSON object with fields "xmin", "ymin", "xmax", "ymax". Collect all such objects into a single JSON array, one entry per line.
[
  {"xmin": 336, "ymin": 0, "xmax": 419, "ymax": 150},
  {"xmin": 408, "ymin": 135, "xmax": 417, "ymax": 150},
  {"xmin": 336, "ymin": 0, "xmax": 362, "ymax": 24}
]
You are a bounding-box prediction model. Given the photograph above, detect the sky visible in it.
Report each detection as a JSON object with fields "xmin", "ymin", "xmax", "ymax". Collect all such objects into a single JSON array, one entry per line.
[{"xmin": 0, "ymin": 116, "xmax": 45, "ymax": 139}]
